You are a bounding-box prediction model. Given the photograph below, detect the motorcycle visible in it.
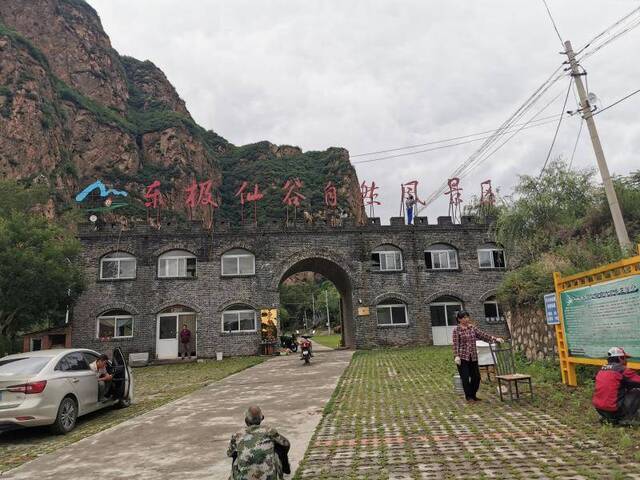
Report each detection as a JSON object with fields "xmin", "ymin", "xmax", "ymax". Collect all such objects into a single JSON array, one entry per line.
[
  {"xmin": 300, "ymin": 337, "xmax": 312, "ymax": 365},
  {"xmin": 279, "ymin": 334, "xmax": 298, "ymax": 352}
]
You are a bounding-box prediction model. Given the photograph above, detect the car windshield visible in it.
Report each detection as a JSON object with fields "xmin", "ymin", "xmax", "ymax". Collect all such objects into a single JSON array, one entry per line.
[{"xmin": 0, "ymin": 357, "xmax": 52, "ymax": 376}]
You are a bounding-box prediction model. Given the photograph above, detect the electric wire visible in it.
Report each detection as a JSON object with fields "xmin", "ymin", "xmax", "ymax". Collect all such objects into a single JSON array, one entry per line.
[
  {"xmin": 352, "ymin": 117, "xmax": 565, "ymax": 165},
  {"xmin": 568, "ymin": 119, "xmax": 583, "ymax": 169},
  {"xmin": 538, "ymin": 78, "xmax": 573, "ymax": 179},
  {"xmin": 541, "ymin": 0, "xmax": 565, "ymax": 46},
  {"xmin": 577, "ymin": 16, "xmax": 640, "ymax": 62},
  {"xmin": 575, "ymin": 6, "xmax": 640, "ymax": 56},
  {"xmin": 593, "ymin": 87, "xmax": 640, "ymax": 116},
  {"xmin": 351, "ymin": 113, "xmax": 562, "ymax": 158}
]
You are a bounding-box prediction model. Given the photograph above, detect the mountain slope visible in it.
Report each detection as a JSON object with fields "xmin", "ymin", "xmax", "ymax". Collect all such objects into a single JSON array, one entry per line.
[{"xmin": 0, "ymin": 0, "xmax": 365, "ymax": 225}]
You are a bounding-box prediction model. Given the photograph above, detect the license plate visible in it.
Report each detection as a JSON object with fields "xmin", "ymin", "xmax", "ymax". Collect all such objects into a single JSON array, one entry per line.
[{"xmin": 303, "ymin": 351, "xmax": 309, "ymax": 356}]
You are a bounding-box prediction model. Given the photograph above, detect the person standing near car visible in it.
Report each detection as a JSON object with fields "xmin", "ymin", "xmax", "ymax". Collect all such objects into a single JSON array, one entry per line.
[
  {"xmin": 90, "ymin": 353, "xmax": 113, "ymax": 402},
  {"xmin": 452, "ymin": 310, "xmax": 503, "ymax": 402},
  {"xmin": 180, "ymin": 323, "xmax": 192, "ymax": 360}
]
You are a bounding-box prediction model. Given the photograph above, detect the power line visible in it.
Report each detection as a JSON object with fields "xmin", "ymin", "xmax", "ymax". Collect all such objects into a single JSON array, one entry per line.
[
  {"xmin": 578, "ymin": 16, "xmax": 640, "ymax": 62},
  {"xmin": 593, "ymin": 87, "xmax": 640, "ymax": 116},
  {"xmin": 539, "ymin": 78, "xmax": 573, "ymax": 179},
  {"xmin": 568, "ymin": 119, "xmax": 583, "ymax": 169},
  {"xmin": 575, "ymin": 5, "xmax": 640, "ymax": 56},
  {"xmin": 351, "ymin": 114, "xmax": 561, "ymax": 158},
  {"xmin": 352, "ymin": 117, "xmax": 565, "ymax": 165},
  {"xmin": 541, "ymin": 0, "xmax": 564, "ymax": 46}
]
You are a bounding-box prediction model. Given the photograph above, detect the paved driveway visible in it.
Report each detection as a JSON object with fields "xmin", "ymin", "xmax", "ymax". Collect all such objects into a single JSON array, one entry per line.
[{"xmin": 2, "ymin": 349, "xmax": 352, "ymax": 480}]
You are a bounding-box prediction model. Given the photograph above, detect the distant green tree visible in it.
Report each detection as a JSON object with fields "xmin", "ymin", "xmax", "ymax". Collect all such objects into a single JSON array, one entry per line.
[{"xmin": 0, "ymin": 181, "xmax": 84, "ymax": 352}]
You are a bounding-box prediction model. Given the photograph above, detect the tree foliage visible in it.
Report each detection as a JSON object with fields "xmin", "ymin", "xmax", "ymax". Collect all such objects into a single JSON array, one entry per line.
[
  {"xmin": 279, "ymin": 277, "xmax": 341, "ymax": 333},
  {"xmin": 494, "ymin": 161, "xmax": 640, "ymax": 308},
  {"xmin": 0, "ymin": 181, "xmax": 84, "ymax": 351}
]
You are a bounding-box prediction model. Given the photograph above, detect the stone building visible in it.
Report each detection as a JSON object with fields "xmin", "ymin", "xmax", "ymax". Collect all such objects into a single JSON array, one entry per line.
[{"xmin": 72, "ymin": 216, "xmax": 509, "ymax": 359}]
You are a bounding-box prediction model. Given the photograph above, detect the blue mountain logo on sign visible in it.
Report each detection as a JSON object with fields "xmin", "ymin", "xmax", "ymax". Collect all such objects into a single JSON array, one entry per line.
[{"xmin": 75, "ymin": 180, "xmax": 128, "ymax": 202}]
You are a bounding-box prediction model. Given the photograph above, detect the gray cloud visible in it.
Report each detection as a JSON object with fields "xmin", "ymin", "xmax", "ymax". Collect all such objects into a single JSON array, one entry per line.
[{"xmin": 89, "ymin": 0, "xmax": 640, "ymax": 221}]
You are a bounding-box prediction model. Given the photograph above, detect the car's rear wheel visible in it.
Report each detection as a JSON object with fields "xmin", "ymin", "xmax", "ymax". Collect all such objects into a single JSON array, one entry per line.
[{"xmin": 51, "ymin": 396, "xmax": 77, "ymax": 435}]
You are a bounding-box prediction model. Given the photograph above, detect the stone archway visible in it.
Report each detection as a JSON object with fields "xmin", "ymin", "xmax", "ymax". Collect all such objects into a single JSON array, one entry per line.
[{"xmin": 278, "ymin": 257, "xmax": 355, "ymax": 349}]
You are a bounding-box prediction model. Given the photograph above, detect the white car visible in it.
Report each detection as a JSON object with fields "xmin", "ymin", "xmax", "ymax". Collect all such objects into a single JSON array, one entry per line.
[{"xmin": 0, "ymin": 347, "xmax": 133, "ymax": 434}]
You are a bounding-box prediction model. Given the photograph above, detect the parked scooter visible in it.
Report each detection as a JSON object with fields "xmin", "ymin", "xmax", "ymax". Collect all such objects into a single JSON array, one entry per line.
[
  {"xmin": 300, "ymin": 337, "xmax": 312, "ymax": 365},
  {"xmin": 280, "ymin": 334, "xmax": 298, "ymax": 352}
]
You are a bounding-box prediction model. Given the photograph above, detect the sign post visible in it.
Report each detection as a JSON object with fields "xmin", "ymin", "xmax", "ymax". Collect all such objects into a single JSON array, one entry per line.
[{"xmin": 554, "ymin": 245, "xmax": 640, "ymax": 386}]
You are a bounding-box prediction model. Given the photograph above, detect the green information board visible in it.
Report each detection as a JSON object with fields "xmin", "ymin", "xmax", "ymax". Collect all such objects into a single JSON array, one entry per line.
[{"xmin": 560, "ymin": 275, "xmax": 640, "ymax": 359}]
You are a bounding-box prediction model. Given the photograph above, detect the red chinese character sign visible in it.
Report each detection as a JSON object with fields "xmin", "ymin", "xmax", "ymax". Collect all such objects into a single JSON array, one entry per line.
[
  {"xmin": 324, "ymin": 182, "xmax": 337, "ymax": 208},
  {"xmin": 361, "ymin": 181, "xmax": 381, "ymax": 217},
  {"xmin": 282, "ymin": 178, "xmax": 306, "ymax": 223},
  {"xmin": 144, "ymin": 180, "xmax": 164, "ymax": 228},
  {"xmin": 400, "ymin": 180, "xmax": 426, "ymax": 225},
  {"xmin": 184, "ymin": 179, "xmax": 220, "ymax": 229},
  {"xmin": 235, "ymin": 181, "xmax": 264, "ymax": 225},
  {"xmin": 444, "ymin": 177, "xmax": 463, "ymax": 223}
]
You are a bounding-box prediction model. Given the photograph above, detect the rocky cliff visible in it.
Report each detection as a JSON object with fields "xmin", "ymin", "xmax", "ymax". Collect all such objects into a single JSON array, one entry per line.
[{"xmin": 0, "ymin": 0, "xmax": 365, "ymax": 225}]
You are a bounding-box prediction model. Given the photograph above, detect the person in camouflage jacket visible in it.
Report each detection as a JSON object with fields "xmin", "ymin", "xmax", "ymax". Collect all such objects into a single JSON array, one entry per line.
[{"xmin": 227, "ymin": 406, "xmax": 290, "ymax": 480}]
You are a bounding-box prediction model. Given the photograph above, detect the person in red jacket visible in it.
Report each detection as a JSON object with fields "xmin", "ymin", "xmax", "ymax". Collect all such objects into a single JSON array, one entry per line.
[{"xmin": 592, "ymin": 347, "xmax": 640, "ymax": 424}]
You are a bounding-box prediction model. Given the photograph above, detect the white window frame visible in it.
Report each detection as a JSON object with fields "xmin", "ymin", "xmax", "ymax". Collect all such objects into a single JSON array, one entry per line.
[
  {"xmin": 96, "ymin": 314, "xmax": 133, "ymax": 339},
  {"xmin": 158, "ymin": 250, "xmax": 197, "ymax": 278},
  {"xmin": 483, "ymin": 300, "xmax": 504, "ymax": 323},
  {"xmin": 373, "ymin": 249, "xmax": 403, "ymax": 272},
  {"xmin": 429, "ymin": 301, "xmax": 463, "ymax": 327},
  {"xmin": 221, "ymin": 250, "xmax": 256, "ymax": 276},
  {"xmin": 376, "ymin": 303, "xmax": 408, "ymax": 326},
  {"xmin": 221, "ymin": 309, "xmax": 257, "ymax": 333},
  {"xmin": 425, "ymin": 249, "xmax": 458, "ymax": 270},
  {"xmin": 100, "ymin": 253, "xmax": 136, "ymax": 280},
  {"xmin": 477, "ymin": 248, "xmax": 506, "ymax": 269}
]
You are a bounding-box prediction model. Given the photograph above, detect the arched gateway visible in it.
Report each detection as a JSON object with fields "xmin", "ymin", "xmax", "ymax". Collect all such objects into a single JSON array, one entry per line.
[{"xmin": 71, "ymin": 216, "xmax": 508, "ymax": 358}]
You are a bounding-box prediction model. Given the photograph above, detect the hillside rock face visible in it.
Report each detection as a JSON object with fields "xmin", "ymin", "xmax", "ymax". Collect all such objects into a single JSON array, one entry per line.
[{"xmin": 0, "ymin": 0, "xmax": 365, "ymax": 225}]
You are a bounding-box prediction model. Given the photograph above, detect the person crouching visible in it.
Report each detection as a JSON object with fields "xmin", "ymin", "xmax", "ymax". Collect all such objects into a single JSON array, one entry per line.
[{"xmin": 592, "ymin": 347, "xmax": 640, "ymax": 424}]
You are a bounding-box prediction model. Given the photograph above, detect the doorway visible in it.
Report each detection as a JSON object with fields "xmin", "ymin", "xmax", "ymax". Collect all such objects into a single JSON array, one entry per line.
[
  {"xmin": 278, "ymin": 257, "xmax": 354, "ymax": 348},
  {"xmin": 156, "ymin": 306, "xmax": 197, "ymax": 359},
  {"xmin": 429, "ymin": 296, "xmax": 463, "ymax": 346}
]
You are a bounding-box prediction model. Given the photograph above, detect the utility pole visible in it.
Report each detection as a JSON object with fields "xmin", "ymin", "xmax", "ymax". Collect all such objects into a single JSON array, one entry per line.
[
  {"xmin": 311, "ymin": 292, "xmax": 316, "ymax": 328},
  {"xmin": 564, "ymin": 40, "xmax": 631, "ymax": 251},
  {"xmin": 325, "ymin": 290, "xmax": 331, "ymax": 335}
]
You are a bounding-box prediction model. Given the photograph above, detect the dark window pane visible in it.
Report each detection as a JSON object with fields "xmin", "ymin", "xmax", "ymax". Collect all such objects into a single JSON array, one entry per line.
[
  {"xmin": 391, "ymin": 306, "xmax": 407, "ymax": 324},
  {"xmin": 239, "ymin": 311, "xmax": 255, "ymax": 331},
  {"xmin": 493, "ymin": 250, "xmax": 505, "ymax": 268},
  {"xmin": 376, "ymin": 307, "xmax": 391, "ymax": 325},
  {"xmin": 446, "ymin": 305, "xmax": 462, "ymax": 325},
  {"xmin": 186, "ymin": 258, "xmax": 197, "ymax": 277},
  {"xmin": 484, "ymin": 302, "xmax": 498, "ymax": 318},
  {"xmin": 159, "ymin": 316, "xmax": 177, "ymax": 339},
  {"xmin": 117, "ymin": 318, "xmax": 133, "ymax": 337},
  {"xmin": 430, "ymin": 306, "xmax": 447, "ymax": 327},
  {"xmin": 101, "ymin": 261, "xmax": 118, "ymax": 279},
  {"xmin": 98, "ymin": 318, "xmax": 116, "ymax": 337},
  {"xmin": 371, "ymin": 253, "xmax": 380, "ymax": 269},
  {"xmin": 425, "ymin": 252, "xmax": 433, "ymax": 269},
  {"xmin": 223, "ymin": 313, "xmax": 239, "ymax": 332}
]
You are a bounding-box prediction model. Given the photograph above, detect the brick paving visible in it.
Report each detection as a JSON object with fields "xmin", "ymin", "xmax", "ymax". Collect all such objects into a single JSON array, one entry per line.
[{"xmin": 296, "ymin": 347, "xmax": 640, "ymax": 480}]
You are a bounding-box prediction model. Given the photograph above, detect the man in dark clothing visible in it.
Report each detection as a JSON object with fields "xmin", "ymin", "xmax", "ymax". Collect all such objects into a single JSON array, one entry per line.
[
  {"xmin": 452, "ymin": 310, "xmax": 503, "ymax": 402},
  {"xmin": 179, "ymin": 324, "xmax": 192, "ymax": 360},
  {"xmin": 592, "ymin": 347, "xmax": 640, "ymax": 424}
]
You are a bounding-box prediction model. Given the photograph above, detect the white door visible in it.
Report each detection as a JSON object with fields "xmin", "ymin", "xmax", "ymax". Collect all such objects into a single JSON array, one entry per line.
[{"xmin": 157, "ymin": 315, "xmax": 178, "ymax": 359}]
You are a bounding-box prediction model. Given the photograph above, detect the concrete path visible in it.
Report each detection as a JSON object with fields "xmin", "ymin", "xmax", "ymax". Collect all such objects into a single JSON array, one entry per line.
[{"xmin": 3, "ymin": 350, "xmax": 353, "ymax": 480}]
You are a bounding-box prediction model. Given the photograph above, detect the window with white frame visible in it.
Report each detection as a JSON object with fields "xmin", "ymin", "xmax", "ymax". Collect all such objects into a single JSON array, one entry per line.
[
  {"xmin": 376, "ymin": 302, "xmax": 408, "ymax": 326},
  {"xmin": 100, "ymin": 252, "xmax": 136, "ymax": 280},
  {"xmin": 483, "ymin": 296, "xmax": 505, "ymax": 323},
  {"xmin": 222, "ymin": 306, "xmax": 257, "ymax": 332},
  {"xmin": 221, "ymin": 249, "xmax": 255, "ymax": 276},
  {"xmin": 478, "ymin": 245, "xmax": 506, "ymax": 269},
  {"xmin": 425, "ymin": 244, "xmax": 458, "ymax": 270},
  {"xmin": 158, "ymin": 250, "xmax": 197, "ymax": 278},
  {"xmin": 97, "ymin": 310, "xmax": 133, "ymax": 338},
  {"xmin": 371, "ymin": 245, "xmax": 403, "ymax": 271}
]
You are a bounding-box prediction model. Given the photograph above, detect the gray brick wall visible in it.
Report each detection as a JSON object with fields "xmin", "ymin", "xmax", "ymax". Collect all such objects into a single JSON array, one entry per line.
[{"xmin": 72, "ymin": 217, "xmax": 508, "ymax": 358}]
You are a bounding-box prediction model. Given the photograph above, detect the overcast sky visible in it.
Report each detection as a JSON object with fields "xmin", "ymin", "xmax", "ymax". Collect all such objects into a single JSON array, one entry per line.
[{"xmin": 88, "ymin": 0, "xmax": 640, "ymax": 221}]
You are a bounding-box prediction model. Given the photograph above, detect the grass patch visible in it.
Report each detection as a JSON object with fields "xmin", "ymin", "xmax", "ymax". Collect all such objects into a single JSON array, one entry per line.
[
  {"xmin": 295, "ymin": 346, "xmax": 640, "ymax": 479},
  {"xmin": 313, "ymin": 334, "xmax": 341, "ymax": 349},
  {"xmin": 0, "ymin": 356, "xmax": 263, "ymax": 473}
]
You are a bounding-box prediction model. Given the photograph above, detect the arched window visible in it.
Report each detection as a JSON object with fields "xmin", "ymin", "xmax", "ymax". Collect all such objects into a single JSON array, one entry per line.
[
  {"xmin": 376, "ymin": 300, "xmax": 408, "ymax": 326},
  {"xmin": 100, "ymin": 252, "xmax": 136, "ymax": 280},
  {"xmin": 221, "ymin": 249, "xmax": 255, "ymax": 276},
  {"xmin": 484, "ymin": 296, "xmax": 505, "ymax": 323},
  {"xmin": 478, "ymin": 243, "xmax": 506, "ymax": 269},
  {"xmin": 97, "ymin": 309, "xmax": 133, "ymax": 338},
  {"xmin": 372, "ymin": 245, "xmax": 403, "ymax": 272},
  {"xmin": 429, "ymin": 296, "xmax": 463, "ymax": 346},
  {"xmin": 158, "ymin": 250, "xmax": 196, "ymax": 278},
  {"xmin": 425, "ymin": 243, "xmax": 458, "ymax": 270},
  {"xmin": 222, "ymin": 305, "xmax": 257, "ymax": 332}
]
